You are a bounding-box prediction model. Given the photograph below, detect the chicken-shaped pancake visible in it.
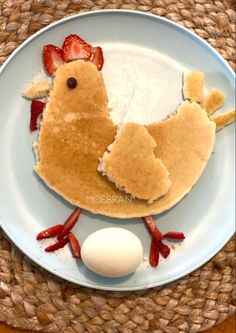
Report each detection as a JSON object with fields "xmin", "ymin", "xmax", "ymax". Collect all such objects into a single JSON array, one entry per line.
[{"xmin": 26, "ymin": 34, "xmax": 234, "ymax": 218}]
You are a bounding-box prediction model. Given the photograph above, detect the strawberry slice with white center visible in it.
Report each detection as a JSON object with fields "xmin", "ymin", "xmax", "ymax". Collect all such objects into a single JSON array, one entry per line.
[
  {"xmin": 62, "ymin": 34, "xmax": 91, "ymax": 62},
  {"xmin": 90, "ymin": 46, "xmax": 104, "ymax": 71},
  {"xmin": 43, "ymin": 44, "xmax": 64, "ymax": 75}
]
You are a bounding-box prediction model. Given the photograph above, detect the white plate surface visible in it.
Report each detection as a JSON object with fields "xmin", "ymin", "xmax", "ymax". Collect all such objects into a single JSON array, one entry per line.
[{"xmin": 0, "ymin": 10, "xmax": 235, "ymax": 291}]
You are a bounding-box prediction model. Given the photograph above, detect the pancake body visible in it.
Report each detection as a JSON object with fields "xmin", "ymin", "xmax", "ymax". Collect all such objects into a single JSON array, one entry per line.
[
  {"xmin": 36, "ymin": 60, "xmax": 216, "ymax": 218},
  {"xmin": 98, "ymin": 123, "xmax": 171, "ymax": 204}
]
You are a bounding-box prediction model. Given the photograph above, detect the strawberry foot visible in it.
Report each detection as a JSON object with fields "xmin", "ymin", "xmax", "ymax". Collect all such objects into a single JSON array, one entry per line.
[{"xmin": 142, "ymin": 215, "xmax": 185, "ymax": 267}]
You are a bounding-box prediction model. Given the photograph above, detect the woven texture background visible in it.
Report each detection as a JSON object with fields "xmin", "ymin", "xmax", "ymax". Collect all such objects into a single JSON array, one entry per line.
[{"xmin": 0, "ymin": 1, "xmax": 235, "ymax": 332}]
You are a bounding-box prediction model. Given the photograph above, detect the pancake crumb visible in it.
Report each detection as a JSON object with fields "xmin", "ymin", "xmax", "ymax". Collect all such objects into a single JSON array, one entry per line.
[
  {"xmin": 183, "ymin": 71, "xmax": 204, "ymax": 102},
  {"xmin": 23, "ymin": 80, "xmax": 51, "ymax": 100},
  {"xmin": 210, "ymin": 109, "xmax": 236, "ymax": 131}
]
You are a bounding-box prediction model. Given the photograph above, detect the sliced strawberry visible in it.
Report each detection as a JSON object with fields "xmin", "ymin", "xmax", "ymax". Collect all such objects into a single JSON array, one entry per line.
[
  {"xmin": 68, "ymin": 232, "xmax": 81, "ymax": 258},
  {"xmin": 90, "ymin": 46, "xmax": 104, "ymax": 71},
  {"xmin": 149, "ymin": 237, "xmax": 160, "ymax": 267},
  {"xmin": 36, "ymin": 224, "xmax": 63, "ymax": 240},
  {"xmin": 30, "ymin": 100, "xmax": 45, "ymax": 131},
  {"xmin": 57, "ymin": 207, "xmax": 81, "ymax": 240},
  {"xmin": 43, "ymin": 44, "xmax": 63, "ymax": 75},
  {"xmin": 163, "ymin": 232, "xmax": 185, "ymax": 240},
  {"xmin": 158, "ymin": 241, "xmax": 171, "ymax": 258},
  {"xmin": 142, "ymin": 216, "xmax": 163, "ymax": 241},
  {"xmin": 62, "ymin": 34, "xmax": 91, "ymax": 62},
  {"xmin": 45, "ymin": 237, "xmax": 69, "ymax": 252}
]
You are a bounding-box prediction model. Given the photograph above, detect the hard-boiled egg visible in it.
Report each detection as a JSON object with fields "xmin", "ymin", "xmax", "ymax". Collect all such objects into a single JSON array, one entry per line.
[{"xmin": 81, "ymin": 228, "xmax": 143, "ymax": 278}]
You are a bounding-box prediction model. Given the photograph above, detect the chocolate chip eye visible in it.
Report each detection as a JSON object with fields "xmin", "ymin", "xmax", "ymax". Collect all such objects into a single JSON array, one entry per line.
[{"xmin": 67, "ymin": 77, "xmax": 77, "ymax": 89}]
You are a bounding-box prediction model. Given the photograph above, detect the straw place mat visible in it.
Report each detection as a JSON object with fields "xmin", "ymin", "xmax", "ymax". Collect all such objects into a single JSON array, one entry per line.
[{"xmin": 0, "ymin": 1, "xmax": 235, "ymax": 332}]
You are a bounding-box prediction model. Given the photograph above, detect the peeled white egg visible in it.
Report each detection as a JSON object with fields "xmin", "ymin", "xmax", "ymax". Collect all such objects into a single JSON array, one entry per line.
[{"xmin": 81, "ymin": 227, "xmax": 143, "ymax": 278}]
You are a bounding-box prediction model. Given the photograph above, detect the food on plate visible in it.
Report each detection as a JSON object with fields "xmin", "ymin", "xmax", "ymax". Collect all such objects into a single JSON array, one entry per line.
[
  {"xmin": 36, "ymin": 208, "xmax": 185, "ymax": 271},
  {"xmin": 203, "ymin": 88, "xmax": 225, "ymax": 115},
  {"xmin": 158, "ymin": 240, "xmax": 171, "ymax": 258},
  {"xmin": 62, "ymin": 34, "xmax": 91, "ymax": 62},
  {"xmin": 90, "ymin": 46, "xmax": 104, "ymax": 70},
  {"xmin": 210, "ymin": 109, "xmax": 236, "ymax": 131},
  {"xmin": 36, "ymin": 207, "xmax": 81, "ymax": 259},
  {"xmin": 68, "ymin": 232, "xmax": 81, "ymax": 258},
  {"xmin": 33, "ymin": 51, "xmax": 216, "ymax": 217},
  {"xmin": 45, "ymin": 237, "xmax": 69, "ymax": 252},
  {"xmin": 25, "ymin": 35, "xmax": 234, "ymax": 218},
  {"xmin": 98, "ymin": 123, "xmax": 171, "ymax": 204},
  {"xmin": 42, "ymin": 34, "xmax": 103, "ymax": 76},
  {"xmin": 143, "ymin": 216, "xmax": 185, "ymax": 267},
  {"xmin": 142, "ymin": 216, "xmax": 163, "ymax": 241},
  {"xmin": 43, "ymin": 44, "xmax": 64, "ymax": 75},
  {"xmin": 183, "ymin": 71, "xmax": 204, "ymax": 102},
  {"xmin": 36, "ymin": 224, "xmax": 63, "ymax": 240},
  {"xmin": 81, "ymin": 228, "xmax": 143, "ymax": 277},
  {"xmin": 145, "ymin": 101, "xmax": 215, "ymax": 213},
  {"xmin": 24, "ymin": 33, "xmax": 234, "ymax": 272},
  {"xmin": 35, "ymin": 99, "xmax": 215, "ymax": 218},
  {"xmin": 149, "ymin": 237, "xmax": 160, "ymax": 267},
  {"xmin": 163, "ymin": 231, "xmax": 185, "ymax": 239},
  {"xmin": 41, "ymin": 60, "xmax": 109, "ymax": 120},
  {"xmin": 23, "ymin": 80, "xmax": 51, "ymax": 100},
  {"xmin": 57, "ymin": 207, "xmax": 81, "ymax": 240},
  {"xmin": 30, "ymin": 100, "xmax": 45, "ymax": 131}
]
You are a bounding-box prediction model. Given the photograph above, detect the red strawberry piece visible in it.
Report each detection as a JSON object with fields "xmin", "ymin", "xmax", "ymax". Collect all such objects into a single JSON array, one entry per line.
[
  {"xmin": 90, "ymin": 46, "xmax": 104, "ymax": 71},
  {"xmin": 45, "ymin": 237, "xmax": 69, "ymax": 252},
  {"xmin": 163, "ymin": 232, "xmax": 185, "ymax": 240},
  {"xmin": 30, "ymin": 100, "xmax": 45, "ymax": 131},
  {"xmin": 149, "ymin": 237, "xmax": 160, "ymax": 267},
  {"xmin": 57, "ymin": 207, "xmax": 81, "ymax": 240},
  {"xmin": 68, "ymin": 232, "xmax": 81, "ymax": 258},
  {"xmin": 62, "ymin": 34, "xmax": 91, "ymax": 62},
  {"xmin": 142, "ymin": 216, "xmax": 163, "ymax": 241},
  {"xmin": 43, "ymin": 44, "xmax": 64, "ymax": 75},
  {"xmin": 36, "ymin": 224, "xmax": 63, "ymax": 240},
  {"xmin": 158, "ymin": 240, "xmax": 170, "ymax": 258}
]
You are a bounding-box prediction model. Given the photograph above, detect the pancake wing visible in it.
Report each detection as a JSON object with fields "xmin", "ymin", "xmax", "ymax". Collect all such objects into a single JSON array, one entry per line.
[{"xmin": 98, "ymin": 123, "xmax": 171, "ymax": 204}]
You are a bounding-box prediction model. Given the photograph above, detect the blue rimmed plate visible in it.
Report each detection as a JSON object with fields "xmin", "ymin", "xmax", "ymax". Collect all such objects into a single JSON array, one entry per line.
[{"xmin": 0, "ymin": 10, "xmax": 235, "ymax": 290}]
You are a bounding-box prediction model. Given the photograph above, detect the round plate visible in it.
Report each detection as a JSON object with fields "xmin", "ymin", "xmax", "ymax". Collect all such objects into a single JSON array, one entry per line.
[{"xmin": 0, "ymin": 10, "xmax": 235, "ymax": 291}]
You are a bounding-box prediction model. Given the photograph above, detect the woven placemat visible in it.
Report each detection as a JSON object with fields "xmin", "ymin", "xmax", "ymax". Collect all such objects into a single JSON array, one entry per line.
[{"xmin": 0, "ymin": 1, "xmax": 235, "ymax": 332}]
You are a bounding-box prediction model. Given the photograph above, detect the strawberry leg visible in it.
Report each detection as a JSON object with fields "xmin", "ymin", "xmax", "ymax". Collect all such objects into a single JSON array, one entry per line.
[
  {"xmin": 149, "ymin": 237, "xmax": 160, "ymax": 267},
  {"xmin": 158, "ymin": 240, "xmax": 171, "ymax": 258},
  {"xmin": 142, "ymin": 216, "xmax": 163, "ymax": 241},
  {"xmin": 45, "ymin": 237, "xmax": 69, "ymax": 252},
  {"xmin": 68, "ymin": 232, "xmax": 81, "ymax": 258},
  {"xmin": 163, "ymin": 232, "xmax": 185, "ymax": 240},
  {"xmin": 57, "ymin": 207, "xmax": 81, "ymax": 240},
  {"xmin": 36, "ymin": 224, "xmax": 63, "ymax": 240}
]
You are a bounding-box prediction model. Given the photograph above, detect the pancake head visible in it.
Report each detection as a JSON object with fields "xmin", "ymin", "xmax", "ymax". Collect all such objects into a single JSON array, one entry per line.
[{"xmin": 45, "ymin": 60, "xmax": 109, "ymax": 123}]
